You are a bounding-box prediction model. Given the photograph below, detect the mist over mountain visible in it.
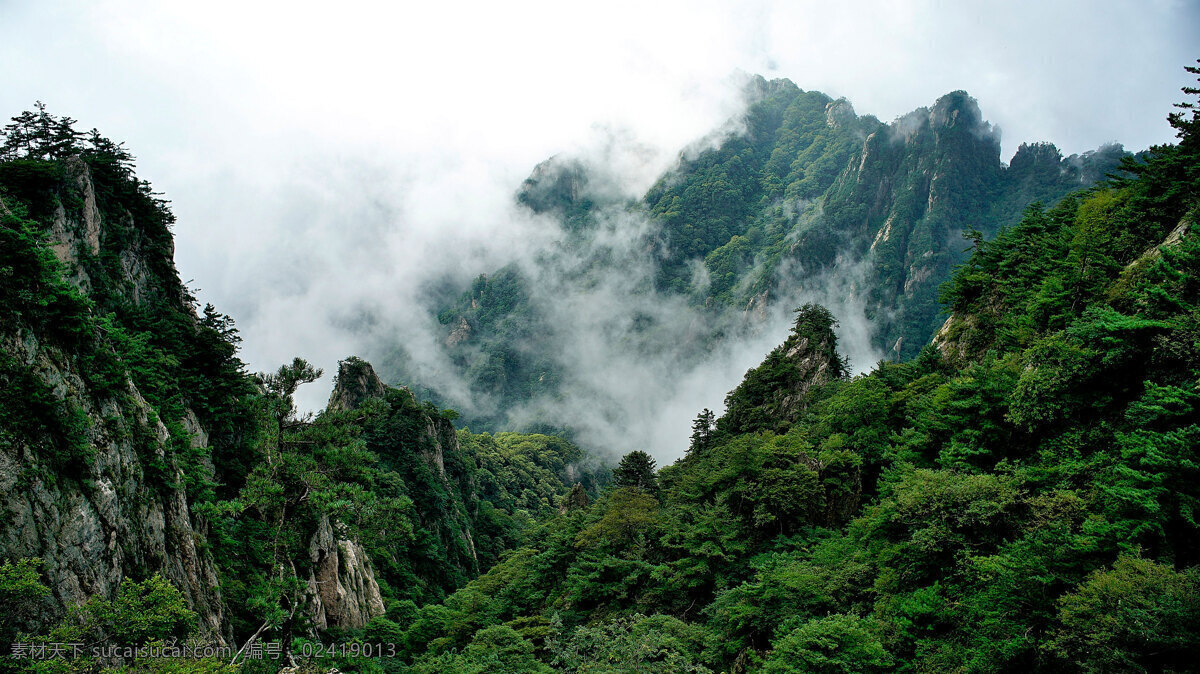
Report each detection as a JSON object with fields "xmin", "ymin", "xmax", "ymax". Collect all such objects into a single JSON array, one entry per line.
[
  {"xmin": 369, "ymin": 76, "xmax": 1127, "ymax": 461},
  {"xmin": 1, "ymin": 53, "xmax": 1198, "ymax": 673},
  {"xmin": 2, "ymin": 1, "xmax": 1198, "ymax": 668}
]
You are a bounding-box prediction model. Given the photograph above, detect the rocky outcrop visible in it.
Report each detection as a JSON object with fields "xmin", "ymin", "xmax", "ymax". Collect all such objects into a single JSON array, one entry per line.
[
  {"xmin": 414, "ymin": 397, "xmax": 480, "ymax": 568},
  {"xmin": 773, "ymin": 330, "xmax": 843, "ymax": 420},
  {"xmin": 719, "ymin": 304, "xmax": 846, "ymax": 435},
  {"xmin": 559, "ymin": 483, "xmax": 591, "ymax": 514},
  {"xmin": 817, "ymin": 91, "xmax": 1005, "ymax": 358},
  {"xmin": 326, "ymin": 357, "xmax": 388, "ymax": 412},
  {"xmin": 518, "ymin": 156, "xmax": 590, "ymax": 217},
  {"xmin": 44, "ymin": 157, "xmax": 172, "ymax": 307},
  {"xmin": 0, "ymin": 331, "xmax": 227, "ymax": 641},
  {"xmin": 305, "ymin": 516, "xmax": 385, "ymax": 631},
  {"xmin": 779, "ymin": 91, "xmax": 1122, "ymax": 361},
  {"xmin": 325, "ymin": 357, "xmax": 480, "ymax": 573},
  {"xmin": 445, "ymin": 316, "xmax": 472, "ymax": 348},
  {"xmin": 46, "ymin": 158, "xmax": 102, "ymax": 293},
  {"xmin": 0, "ymin": 156, "xmax": 227, "ymax": 640},
  {"xmin": 1126, "ymin": 217, "xmax": 1192, "ymax": 269}
]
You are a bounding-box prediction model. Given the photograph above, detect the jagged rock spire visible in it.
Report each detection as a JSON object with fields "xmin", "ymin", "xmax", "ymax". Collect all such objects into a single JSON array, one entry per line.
[
  {"xmin": 327, "ymin": 357, "xmax": 387, "ymax": 412},
  {"xmin": 718, "ymin": 303, "xmax": 847, "ymax": 436}
]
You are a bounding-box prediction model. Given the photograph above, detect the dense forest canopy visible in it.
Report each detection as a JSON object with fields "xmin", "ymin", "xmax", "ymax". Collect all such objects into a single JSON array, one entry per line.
[{"xmin": 374, "ymin": 62, "xmax": 1200, "ymax": 673}]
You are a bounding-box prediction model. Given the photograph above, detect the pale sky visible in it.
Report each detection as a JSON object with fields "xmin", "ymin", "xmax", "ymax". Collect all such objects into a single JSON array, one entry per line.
[{"xmin": 2, "ymin": 0, "xmax": 1197, "ymax": 445}]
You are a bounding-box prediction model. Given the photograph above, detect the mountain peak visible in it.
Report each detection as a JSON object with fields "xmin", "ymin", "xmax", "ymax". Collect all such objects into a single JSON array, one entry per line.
[
  {"xmin": 327, "ymin": 357, "xmax": 388, "ymax": 412},
  {"xmin": 718, "ymin": 304, "xmax": 847, "ymax": 436}
]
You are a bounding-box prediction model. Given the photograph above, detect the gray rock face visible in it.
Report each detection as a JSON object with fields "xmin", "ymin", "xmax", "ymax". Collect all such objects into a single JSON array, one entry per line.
[
  {"xmin": 775, "ymin": 331, "xmax": 841, "ymax": 420},
  {"xmin": 322, "ymin": 356, "xmax": 480, "ymax": 595},
  {"xmin": 445, "ymin": 316, "xmax": 472, "ymax": 348},
  {"xmin": 0, "ymin": 157, "xmax": 227, "ymax": 641},
  {"xmin": 326, "ymin": 357, "xmax": 388, "ymax": 413},
  {"xmin": 305, "ymin": 516, "xmax": 385, "ymax": 630},
  {"xmin": 0, "ymin": 332, "xmax": 227, "ymax": 641},
  {"xmin": 47, "ymin": 158, "xmax": 102, "ymax": 293}
]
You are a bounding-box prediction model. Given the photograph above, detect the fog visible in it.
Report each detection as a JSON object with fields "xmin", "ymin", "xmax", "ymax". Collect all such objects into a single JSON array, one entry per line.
[{"xmin": 2, "ymin": 0, "xmax": 1196, "ymax": 460}]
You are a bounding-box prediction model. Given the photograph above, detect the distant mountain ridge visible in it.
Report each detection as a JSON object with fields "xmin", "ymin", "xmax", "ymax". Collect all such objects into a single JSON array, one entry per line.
[{"xmin": 379, "ymin": 76, "xmax": 1127, "ymax": 434}]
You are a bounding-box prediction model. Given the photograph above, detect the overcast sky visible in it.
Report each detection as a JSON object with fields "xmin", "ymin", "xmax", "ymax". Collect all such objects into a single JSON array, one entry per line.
[{"xmin": 3, "ymin": 0, "xmax": 1198, "ymax": 427}]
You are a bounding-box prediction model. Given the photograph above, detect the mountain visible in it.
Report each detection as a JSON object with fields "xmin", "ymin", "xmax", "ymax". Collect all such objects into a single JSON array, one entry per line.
[
  {"xmin": 379, "ymin": 77, "xmax": 1127, "ymax": 437},
  {"xmin": 1, "ymin": 64, "xmax": 1196, "ymax": 672},
  {"xmin": 0, "ymin": 109, "xmax": 606, "ymax": 666},
  {"xmin": 0, "ymin": 145, "xmax": 236, "ymax": 642},
  {"xmin": 384, "ymin": 72, "xmax": 1200, "ymax": 671}
]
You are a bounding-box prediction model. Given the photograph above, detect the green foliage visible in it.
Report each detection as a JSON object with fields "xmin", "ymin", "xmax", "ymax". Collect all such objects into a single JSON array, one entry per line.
[
  {"xmin": 645, "ymin": 82, "xmax": 874, "ymax": 294},
  {"xmin": 412, "ymin": 623, "xmax": 552, "ymax": 674},
  {"xmin": 0, "ymin": 352, "xmax": 93, "ymax": 478},
  {"xmin": 0, "ymin": 103, "xmax": 256, "ymax": 504},
  {"xmin": 761, "ymin": 614, "xmax": 891, "ymax": 673},
  {"xmin": 1, "ymin": 103, "xmax": 86, "ymax": 162},
  {"xmin": 549, "ymin": 614, "xmax": 714, "ymax": 673},
  {"xmin": 0, "ymin": 558, "xmax": 51, "ymax": 649},
  {"xmin": 720, "ymin": 304, "xmax": 847, "ymax": 436},
  {"xmin": 19, "ymin": 576, "xmax": 234, "ymax": 674},
  {"xmin": 688, "ymin": 408, "xmax": 715, "ymax": 455},
  {"xmin": 36, "ymin": 575, "xmax": 197, "ymax": 650},
  {"xmin": 393, "ymin": 66, "xmax": 1200, "ymax": 672},
  {"xmin": 0, "ymin": 107, "xmax": 615, "ymax": 669},
  {"xmin": 409, "ymin": 264, "xmax": 554, "ymax": 431},
  {"xmin": 612, "ymin": 450, "xmax": 657, "ymax": 492},
  {"xmin": 200, "ymin": 366, "xmax": 604, "ymax": 646},
  {"xmin": 393, "ymin": 76, "xmax": 1121, "ymax": 432},
  {"xmin": 6, "ymin": 70, "xmax": 1200, "ymax": 673},
  {"xmin": 462, "ymin": 430, "xmax": 603, "ymax": 517},
  {"xmin": 574, "ymin": 488, "xmax": 660, "ymax": 551},
  {"xmin": 90, "ymin": 576, "xmax": 198, "ymax": 646},
  {"xmin": 0, "ymin": 201, "xmax": 89, "ymax": 339},
  {"xmin": 1049, "ymin": 555, "xmax": 1200, "ymax": 673}
]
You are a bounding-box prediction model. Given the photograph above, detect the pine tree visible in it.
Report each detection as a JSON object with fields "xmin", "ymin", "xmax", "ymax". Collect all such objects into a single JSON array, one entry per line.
[
  {"xmin": 689, "ymin": 408, "xmax": 715, "ymax": 455},
  {"xmin": 612, "ymin": 451, "xmax": 657, "ymax": 492}
]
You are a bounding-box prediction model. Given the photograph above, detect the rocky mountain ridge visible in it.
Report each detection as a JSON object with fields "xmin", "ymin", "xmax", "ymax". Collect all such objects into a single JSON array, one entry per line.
[{"xmin": 377, "ymin": 76, "xmax": 1128, "ymax": 436}]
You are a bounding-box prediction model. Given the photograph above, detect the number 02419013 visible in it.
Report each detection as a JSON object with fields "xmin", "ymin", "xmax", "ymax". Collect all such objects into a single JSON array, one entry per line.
[{"xmin": 298, "ymin": 642, "xmax": 398, "ymax": 659}]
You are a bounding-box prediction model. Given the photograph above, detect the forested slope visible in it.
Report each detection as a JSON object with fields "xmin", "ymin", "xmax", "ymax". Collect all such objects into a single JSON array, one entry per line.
[
  {"xmin": 0, "ymin": 108, "xmax": 605, "ymax": 672},
  {"xmin": 383, "ymin": 68, "xmax": 1200, "ymax": 673},
  {"xmin": 1, "ymin": 64, "xmax": 1196, "ymax": 673}
]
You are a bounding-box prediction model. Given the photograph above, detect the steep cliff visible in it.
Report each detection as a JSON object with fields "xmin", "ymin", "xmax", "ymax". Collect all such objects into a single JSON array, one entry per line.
[
  {"xmin": 326, "ymin": 356, "xmax": 389, "ymax": 413},
  {"xmin": 0, "ymin": 146, "xmax": 237, "ymax": 640},
  {"xmin": 817, "ymin": 92, "xmax": 1126, "ymax": 357},
  {"xmin": 328, "ymin": 356, "xmax": 480, "ymax": 578},
  {"xmin": 305, "ymin": 515, "xmax": 386, "ymax": 630},
  {"xmin": 0, "ymin": 107, "xmax": 602, "ymax": 663}
]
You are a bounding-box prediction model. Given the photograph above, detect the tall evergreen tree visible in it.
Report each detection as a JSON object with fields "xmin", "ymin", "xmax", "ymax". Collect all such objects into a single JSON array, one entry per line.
[
  {"xmin": 613, "ymin": 450, "xmax": 657, "ymax": 492},
  {"xmin": 689, "ymin": 408, "xmax": 715, "ymax": 455}
]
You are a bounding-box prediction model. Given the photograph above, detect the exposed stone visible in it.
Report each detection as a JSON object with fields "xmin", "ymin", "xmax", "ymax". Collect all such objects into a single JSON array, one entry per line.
[
  {"xmin": 305, "ymin": 516, "xmax": 385, "ymax": 631},
  {"xmin": 446, "ymin": 316, "xmax": 472, "ymax": 348},
  {"xmin": 326, "ymin": 357, "xmax": 388, "ymax": 412},
  {"xmin": 743, "ymin": 290, "xmax": 770, "ymax": 324},
  {"xmin": 0, "ymin": 157, "xmax": 228, "ymax": 642},
  {"xmin": 0, "ymin": 334, "xmax": 228, "ymax": 642},
  {"xmin": 720, "ymin": 305, "xmax": 845, "ymax": 436}
]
